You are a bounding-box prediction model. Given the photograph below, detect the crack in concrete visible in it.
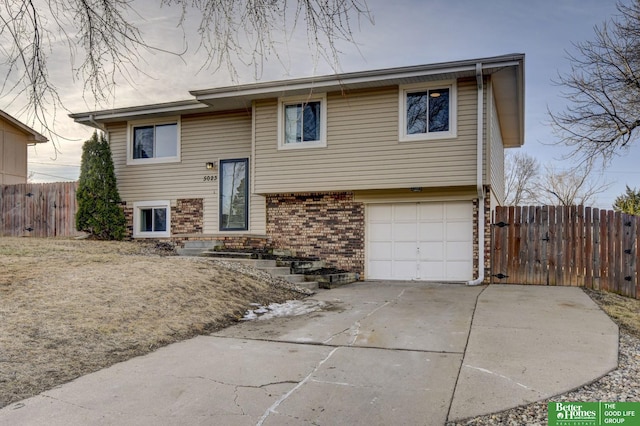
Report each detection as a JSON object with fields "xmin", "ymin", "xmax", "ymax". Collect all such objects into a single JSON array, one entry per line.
[
  {"xmin": 255, "ymin": 347, "xmax": 339, "ymax": 426},
  {"xmin": 463, "ymin": 364, "xmax": 533, "ymax": 390},
  {"xmin": 323, "ymin": 288, "xmax": 406, "ymax": 346}
]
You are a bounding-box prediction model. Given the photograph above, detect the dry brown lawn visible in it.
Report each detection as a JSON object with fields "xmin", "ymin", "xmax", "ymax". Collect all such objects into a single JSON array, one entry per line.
[{"xmin": 0, "ymin": 238, "xmax": 306, "ymax": 408}]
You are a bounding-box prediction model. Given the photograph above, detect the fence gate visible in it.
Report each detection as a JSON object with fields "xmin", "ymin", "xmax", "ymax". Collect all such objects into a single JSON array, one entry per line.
[
  {"xmin": 0, "ymin": 182, "xmax": 80, "ymax": 238},
  {"xmin": 491, "ymin": 205, "xmax": 639, "ymax": 300}
]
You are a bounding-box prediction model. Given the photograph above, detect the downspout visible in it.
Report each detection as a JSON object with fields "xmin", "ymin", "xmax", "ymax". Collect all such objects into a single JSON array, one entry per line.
[{"xmin": 467, "ymin": 63, "xmax": 485, "ymax": 286}]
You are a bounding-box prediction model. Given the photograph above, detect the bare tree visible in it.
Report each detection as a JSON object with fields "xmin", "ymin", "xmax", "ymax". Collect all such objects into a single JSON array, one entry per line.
[
  {"xmin": 0, "ymin": 0, "xmax": 371, "ymax": 144},
  {"xmin": 550, "ymin": 0, "xmax": 640, "ymax": 163},
  {"xmin": 535, "ymin": 162, "xmax": 612, "ymax": 206},
  {"xmin": 504, "ymin": 151, "xmax": 540, "ymax": 205}
]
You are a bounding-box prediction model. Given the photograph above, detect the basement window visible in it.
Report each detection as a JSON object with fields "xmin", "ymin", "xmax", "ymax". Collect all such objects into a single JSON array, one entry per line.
[
  {"xmin": 133, "ymin": 200, "xmax": 171, "ymax": 238},
  {"xmin": 400, "ymin": 82, "xmax": 457, "ymax": 141},
  {"xmin": 278, "ymin": 94, "xmax": 327, "ymax": 150}
]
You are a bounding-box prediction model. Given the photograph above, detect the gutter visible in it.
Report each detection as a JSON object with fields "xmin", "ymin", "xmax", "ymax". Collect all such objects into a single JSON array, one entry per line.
[{"xmin": 467, "ymin": 63, "xmax": 485, "ymax": 286}]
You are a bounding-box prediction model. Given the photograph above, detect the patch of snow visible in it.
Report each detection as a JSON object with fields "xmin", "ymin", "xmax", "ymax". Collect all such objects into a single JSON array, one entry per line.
[{"xmin": 242, "ymin": 300, "xmax": 327, "ymax": 321}]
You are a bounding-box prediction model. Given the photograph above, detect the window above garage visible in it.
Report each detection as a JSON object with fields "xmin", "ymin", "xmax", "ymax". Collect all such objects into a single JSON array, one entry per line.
[{"xmin": 399, "ymin": 81, "xmax": 457, "ymax": 142}]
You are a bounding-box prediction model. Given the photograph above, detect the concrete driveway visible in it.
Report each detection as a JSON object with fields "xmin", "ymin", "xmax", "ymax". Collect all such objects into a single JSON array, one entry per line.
[{"xmin": 0, "ymin": 283, "xmax": 618, "ymax": 425}]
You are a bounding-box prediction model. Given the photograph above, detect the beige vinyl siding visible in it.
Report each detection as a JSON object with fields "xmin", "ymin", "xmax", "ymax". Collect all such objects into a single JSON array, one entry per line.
[
  {"xmin": 0, "ymin": 119, "xmax": 29, "ymax": 184},
  {"xmin": 254, "ymin": 80, "xmax": 479, "ymax": 194},
  {"xmin": 488, "ymin": 84, "xmax": 505, "ymax": 205},
  {"xmin": 108, "ymin": 111, "xmax": 266, "ymax": 234}
]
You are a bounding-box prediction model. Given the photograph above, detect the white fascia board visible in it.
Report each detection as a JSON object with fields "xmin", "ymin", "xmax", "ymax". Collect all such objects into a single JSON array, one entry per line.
[
  {"xmin": 69, "ymin": 100, "xmax": 209, "ymax": 124},
  {"xmin": 191, "ymin": 54, "xmax": 524, "ymax": 101}
]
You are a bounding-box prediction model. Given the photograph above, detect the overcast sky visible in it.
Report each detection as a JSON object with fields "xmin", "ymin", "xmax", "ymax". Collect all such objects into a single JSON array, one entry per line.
[{"xmin": 18, "ymin": 0, "xmax": 640, "ymax": 208}]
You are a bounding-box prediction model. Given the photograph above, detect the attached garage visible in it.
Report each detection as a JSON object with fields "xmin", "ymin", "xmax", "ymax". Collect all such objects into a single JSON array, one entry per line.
[{"xmin": 366, "ymin": 202, "xmax": 473, "ymax": 281}]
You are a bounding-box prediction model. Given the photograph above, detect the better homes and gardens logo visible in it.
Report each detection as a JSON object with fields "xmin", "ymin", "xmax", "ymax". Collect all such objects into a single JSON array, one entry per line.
[
  {"xmin": 551, "ymin": 403, "xmax": 597, "ymax": 425},
  {"xmin": 548, "ymin": 402, "xmax": 639, "ymax": 426}
]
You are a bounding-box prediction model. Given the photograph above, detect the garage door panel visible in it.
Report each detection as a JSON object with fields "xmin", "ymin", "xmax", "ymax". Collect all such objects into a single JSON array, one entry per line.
[
  {"xmin": 446, "ymin": 202, "xmax": 473, "ymax": 219},
  {"xmin": 418, "ymin": 222, "xmax": 444, "ymax": 240},
  {"xmin": 394, "ymin": 204, "xmax": 418, "ymax": 221},
  {"xmin": 369, "ymin": 242, "xmax": 392, "ymax": 259},
  {"xmin": 369, "ymin": 205, "xmax": 392, "ymax": 221},
  {"xmin": 369, "ymin": 223, "xmax": 392, "ymax": 241},
  {"xmin": 394, "ymin": 242, "xmax": 418, "ymax": 260},
  {"xmin": 419, "ymin": 242, "xmax": 444, "ymax": 261},
  {"xmin": 394, "ymin": 223, "xmax": 417, "ymax": 241},
  {"xmin": 446, "ymin": 222, "xmax": 473, "ymax": 242},
  {"xmin": 394, "ymin": 261, "xmax": 419, "ymax": 279},
  {"xmin": 446, "ymin": 261, "xmax": 473, "ymax": 280},
  {"xmin": 419, "ymin": 261, "xmax": 445, "ymax": 280},
  {"xmin": 419, "ymin": 203, "xmax": 444, "ymax": 220},
  {"xmin": 369, "ymin": 261, "xmax": 392, "ymax": 279},
  {"xmin": 446, "ymin": 242, "xmax": 472, "ymax": 260}
]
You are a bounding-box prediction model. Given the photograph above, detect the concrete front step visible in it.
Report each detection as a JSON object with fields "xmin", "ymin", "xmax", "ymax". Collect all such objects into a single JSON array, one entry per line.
[
  {"xmin": 201, "ymin": 251, "xmax": 255, "ymax": 259},
  {"xmin": 282, "ymin": 274, "xmax": 306, "ymax": 283},
  {"xmin": 177, "ymin": 241, "xmax": 222, "ymax": 256},
  {"xmin": 210, "ymin": 258, "xmax": 277, "ymax": 268},
  {"xmin": 260, "ymin": 266, "xmax": 292, "ymax": 276}
]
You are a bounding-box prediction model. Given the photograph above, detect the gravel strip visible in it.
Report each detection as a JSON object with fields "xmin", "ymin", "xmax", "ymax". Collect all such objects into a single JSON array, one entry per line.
[{"xmin": 446, "ymin": 332, "xmax": 640, "ymax": 425}]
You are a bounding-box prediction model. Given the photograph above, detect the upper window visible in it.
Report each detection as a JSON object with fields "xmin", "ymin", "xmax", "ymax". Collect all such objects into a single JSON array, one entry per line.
[
  {"xmin": 278, "ymin": 94, "xmax": 327, "ymax": 149},
  {"xmin": 127, "ymin": 119, "xmax": 180, "ymax": 164},
  {"xmin": 400, "ymin": 82, "xmax": 456, "ymax": 141}
]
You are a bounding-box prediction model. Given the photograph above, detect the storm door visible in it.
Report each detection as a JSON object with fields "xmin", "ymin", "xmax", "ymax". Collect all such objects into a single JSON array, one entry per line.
[{"xmin": 219, "ymin": 159, "xmax": 249, "ymax": 231}]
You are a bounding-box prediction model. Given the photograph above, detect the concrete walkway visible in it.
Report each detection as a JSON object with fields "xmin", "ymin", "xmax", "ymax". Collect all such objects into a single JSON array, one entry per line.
[{"xmin": 0, "ymin": 283, "xmax": 618, "ymax": 425}]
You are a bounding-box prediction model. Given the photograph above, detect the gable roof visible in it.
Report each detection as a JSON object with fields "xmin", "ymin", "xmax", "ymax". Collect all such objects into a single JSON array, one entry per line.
[
  {"xmin": 0, "ymin": 110, "xmax": 48, "ymax": 143},
  {"xmin": 69, "ymin": 53, "xmax": 525, "ymax": 147}
]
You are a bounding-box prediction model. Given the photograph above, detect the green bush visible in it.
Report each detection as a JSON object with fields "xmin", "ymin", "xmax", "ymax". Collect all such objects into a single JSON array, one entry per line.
[
  {"xmin": 76, "ymin": 131, "xmax": 126, "ymax": 240},
  {"xmin": 613, "ymin": 186, "xmax": 640, "ymax": 216}
]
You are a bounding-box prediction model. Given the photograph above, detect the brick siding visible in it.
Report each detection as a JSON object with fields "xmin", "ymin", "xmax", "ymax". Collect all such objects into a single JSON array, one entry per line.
[
  {"xmin": 266, "ymin": 192, "xmax": 365, "ymax": 275},
  {"xmin": 172, "ymin": 199, "xmax": 203, "ymax": 235}
]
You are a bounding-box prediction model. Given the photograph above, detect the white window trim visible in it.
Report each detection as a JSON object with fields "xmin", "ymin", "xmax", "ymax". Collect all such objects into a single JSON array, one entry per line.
[
  {"xmin": 399, "ymin": 81, "xmax": 457, "ymax": 142},
  {"xmin": 127, "ymin": 117, "xmax": 181, "ymax": 165},
  {"xmin": 132, "ymin": 200, "xmax": 171, "ymax": 238},
  {"xmin": 277, "ymin": 93, "xmax": 327, "ymax": 150}
]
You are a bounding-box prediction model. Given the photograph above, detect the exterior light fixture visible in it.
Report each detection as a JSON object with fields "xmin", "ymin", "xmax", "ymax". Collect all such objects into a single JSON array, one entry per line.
[
  {"xmin": 410, "ymin": 187, "xmax": 423, "ymax": 192},
  {"xmin": 206, "ymin": 162, "xmax": 215, "ymax": 170}
]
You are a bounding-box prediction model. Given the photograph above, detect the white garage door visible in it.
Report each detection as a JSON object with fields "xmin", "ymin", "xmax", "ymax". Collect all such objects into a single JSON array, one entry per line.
[{"xmin": 367, "ymin": 202, "xmax": 473, "ymax": 281}]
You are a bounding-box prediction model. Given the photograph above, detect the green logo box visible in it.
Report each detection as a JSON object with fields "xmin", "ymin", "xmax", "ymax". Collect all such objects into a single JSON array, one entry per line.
[{"xmin": 548, "ymin": 402, "xmax": 639, "ymax": 426}]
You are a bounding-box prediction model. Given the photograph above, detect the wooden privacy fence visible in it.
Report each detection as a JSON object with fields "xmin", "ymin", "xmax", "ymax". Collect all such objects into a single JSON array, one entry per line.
[
  {"xmin": 0, "ymin": 182, "xmax": 81, "ymax": 238},
  {"xmin": 492, "ymin": 205, "xmax": 639, "ymax": 299}
]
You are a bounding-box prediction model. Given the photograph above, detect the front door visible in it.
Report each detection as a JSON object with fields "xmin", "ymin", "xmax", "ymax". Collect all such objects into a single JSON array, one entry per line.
[{"xmin": 219, "ymin": 158, "xmax": 249, "ymax": 231}]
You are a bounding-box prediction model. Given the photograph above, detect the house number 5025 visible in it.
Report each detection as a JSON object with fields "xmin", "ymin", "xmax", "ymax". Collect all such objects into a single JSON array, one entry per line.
[{"xmin": 203, "ymin": 176, "xmax": 218, "ymax": 182}]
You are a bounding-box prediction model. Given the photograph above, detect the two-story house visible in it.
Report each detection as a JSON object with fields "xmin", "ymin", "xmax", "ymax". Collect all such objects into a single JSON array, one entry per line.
[{"xmin": 70, "ymin": 54, "xmax": 525, "ymax": 283}]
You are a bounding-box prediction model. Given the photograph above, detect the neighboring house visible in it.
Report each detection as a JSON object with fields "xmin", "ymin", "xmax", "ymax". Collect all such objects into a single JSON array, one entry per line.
[
  {"xmin": 0, "ymin": 110, "xmax": 48, "ymax": 184},
  {"xmin": 70, "ymin": 54, "xmax": 525, "ymax": 283}
]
